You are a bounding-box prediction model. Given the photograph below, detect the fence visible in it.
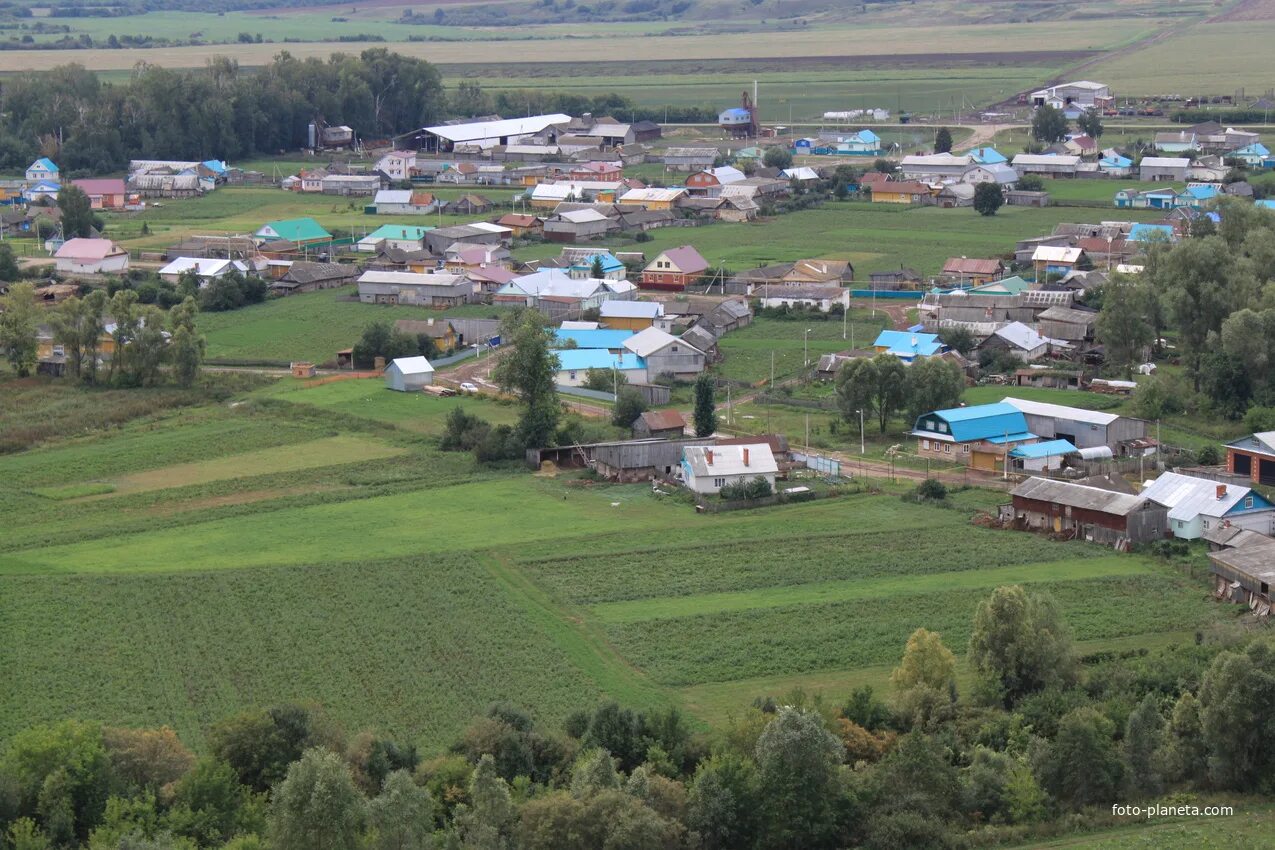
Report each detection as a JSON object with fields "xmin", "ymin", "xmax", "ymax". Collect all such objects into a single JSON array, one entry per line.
[
  {"xmin": 848, "ymin": 290, "xmax": 924, "ymax": 300},
  {"xmin": 694, "ymin": 488, "xmax": 831, "ymax": 513}
]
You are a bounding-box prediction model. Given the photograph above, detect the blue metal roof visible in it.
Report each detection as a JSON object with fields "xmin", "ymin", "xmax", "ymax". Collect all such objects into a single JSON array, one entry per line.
[
  {"xmin": 571, "ymin": 252, "xmax": 624, "ymax": 273},
  {"xmin": 856, "ymin": 130, "xmax": 881, "ymax": 144},
  {"xmin": 1129, "ymin": 223, "xmax": 1175, "ymax": 242},
  {"xmin": 553, "ymin": 328, "xmax": 634, "ymax": 350},
  {"xmin": 555, "ymin": 349, "xmax": 644, "ymax": 372},
  {"xmin": 1010, "ymin": 439, "xmax": 1078, "ymax": 458},
  {"xmin": 1100, "ymin": 154, "xmax": 1132, "ymax": 168},
  {"xmin": 1258, "ymin": 200, "xmax": 1275, "ymax": 210},
  {"xmin": 970, "ymin": 147, "xmax": 1007, "ymax": 164},
  {"xmin": 874, "ymin": 329, "xmax": 942, "ymax": 357},
  {"xmin": 918, "ymin": 402, "xmax": 1031, "ymax": 443},
  {"xmin": 1181, "ymin": 185, "xmax": 1218, "ymax": 201},
  {"xmin": 31, "ymin": 157, "xmax": 58, "ymax": 173}
]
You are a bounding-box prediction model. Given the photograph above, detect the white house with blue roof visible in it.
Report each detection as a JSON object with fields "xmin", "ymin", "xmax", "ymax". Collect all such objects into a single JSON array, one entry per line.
[
  {"xmin": 1098, "ymin": 152, "xmax": 1133, "ymax": 177},
  {"xmin": 569, "ymin": 252, "xmax": 626, "ymax": 281},
  {"xmin": 912, "ymin": 402, "xmax": 1039, "ymax": 471},
  {"xmin": 554, "ymin": 349, "xmax": 647, "ymax": 386},
  {"xmin": 969, "ymin": 147, "xmax": 1007, "ymax": 165},
  {"xmin": 26, "ymin": 158, "xmax": 58, "ymax": 184},
  {"xmin": 1140, "ymin": 471, "xmax": 1275, "ymax": 540},
  {"xmin": 1231, "ymin": 143, "xmax": 1270, "ymax": 168},
  {"xmin": 23, "ymin": 180, "xmax": 61, "ymax": 204},
  {"xmin": 873, "ymin": 329, "xmax": 943, "ymax": 362}
]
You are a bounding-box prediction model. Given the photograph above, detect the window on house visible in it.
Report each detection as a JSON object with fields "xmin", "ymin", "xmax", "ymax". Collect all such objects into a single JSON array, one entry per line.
[
  {"xmin": 1245, "ymin": 496, "xmax": 1255, "ymax": 509},
  {"xmin": 569, "ymin": 371, "xmax": 577, "ymax": 379},
  {"xmin": 962, "ymin": 445, "xmax": 970, "ymax": 454},
  {"xmin": 1203, "ymin": 520, "xmax": 1210, "ymax": 529},
  {"xmin": 920, "ymin": 439, "xmax": 929, "ymax": 450},
  {"xmin": 714, "ymin": 478, "xmax": 725, "ymax": 488},
  {"xmin": 1065, "ymin": 506, "xmax": 1072, "ymax": 518},
  {"xmin": 944, "ymin": 444, "xmax": 951, "ymax": 454},
  {"xmin": 925, "ymin": 421, "xmax": 935, "ymax": 431},
  {"xmin": 939, "ymin": 423, "xmax": 948, "ymax": 433},
  {"xmin": 1178, "ymin": 520, "xmax": 1184, "ymax": 529}
]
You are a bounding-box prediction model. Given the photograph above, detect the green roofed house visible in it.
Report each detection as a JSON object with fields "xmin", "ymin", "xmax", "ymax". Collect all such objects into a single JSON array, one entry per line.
[
  {"xmin": 970, "ymin": 275, "xmax": 1032, "ymax": 295},
  {"xmin": 256, "ymin": 217, "xmax": 332, "ymax": 246}
]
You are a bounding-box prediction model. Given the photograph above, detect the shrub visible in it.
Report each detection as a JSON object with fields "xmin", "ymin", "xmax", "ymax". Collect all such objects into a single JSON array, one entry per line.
[
  {"xmin": 1195, "ymin": 444, "xmax": 1220, "ymax": 466},
  {"xmin": 719, "ymin": 476, "xmax": 773, "ymax": 501}
]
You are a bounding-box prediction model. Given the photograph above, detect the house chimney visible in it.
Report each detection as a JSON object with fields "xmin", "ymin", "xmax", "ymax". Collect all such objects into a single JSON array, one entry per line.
[
  {"xmin": 1217, "ymin": 484, "xmax": 1227, "ymax": 500},
  {"xmin": 743, "ymin": 447, "xmax": 750, "ymax": 467},
  {"xmin": 706, "ymin": 449, "xmax": 714, "ymax": 466}
]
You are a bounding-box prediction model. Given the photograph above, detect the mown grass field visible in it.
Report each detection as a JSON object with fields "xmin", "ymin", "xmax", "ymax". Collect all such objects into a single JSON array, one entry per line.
[
  {"xmin": 0, "ymin": 374, "xmax": 1237, "ymax": 752},
  {"xmin": 1016, "ymin": 800, "xmax": 1275, "ymax": 848}
]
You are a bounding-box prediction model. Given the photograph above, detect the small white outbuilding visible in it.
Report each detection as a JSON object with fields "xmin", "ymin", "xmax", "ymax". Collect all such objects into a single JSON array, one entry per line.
[{"xmin": 384, "ymin": 356, "xmax": 435, "ymax": 392}]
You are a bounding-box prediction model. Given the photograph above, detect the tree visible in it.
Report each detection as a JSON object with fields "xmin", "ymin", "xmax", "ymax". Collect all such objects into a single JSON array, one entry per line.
[
  {"xmin": 366, "ymin": 770, "xmax": 434, "ymax": 850},
  {"xmin": 934, "ymin": 127, "xmax": 953, "ymax": 154},
  {"xmin": 973, "ymin": 183, "xmax": 1004, "ymax": 217},
  {"xmin": 763, "ymin": 146, "xmax": 793, "ymax": 170},
  {"xmin": 1016, "ymin": 174, "xmax": 1044, "ymax": 192},
  {"xmin": 1096, "ymin": 274, "xmax": 1153, "ymax": 377},
  {"xmin": 0, "ymin": 242, "xmax": 19, "ymax": 281},
  {"xmin": 1156, "ymin": 691, "xmax": 1207, "ymax": 786},
  {"xmin": 101, "ymin": 726, "xmax": 194, "ymax": 796},
  {"xmin": 570, "ymin": 749, "xmax": 621, "ymax": 799},
  {"xmin": 1, "ymin": 720, "xmax": 112, "ymax": 846},
  {"xmin": 1035, "ymin": 707, "xmax": 1123, "ymax": 809},
  {"xmin": 968, "ymin": 585, "xmax": 1078, "ymax": 707},
  {"xmin": 269, "ymin": 748, "xmax": 364, "ymax": 850},
  {"xmin": 1198, "ymin": 640, "xmax": 1275, "ymax": 791},
  {"xmin": 755, "ymin": 707, "xmax": 847, "ymax": 850},
  {"xmin": 0, "ymin": 282, "xmax": 39, "ymax": 376},
  {"xmin": 693, "ymin": 373, "xmax": 717, "ymax": 437},
  {"xmin": 869, "ymin": 353, "xmax": 906, "ymax": 433},
  {"xmin": 868, "ymin": 733, "xmax": 960, "ymax": 822},
  {"xmin": 1030, "ymin": 104, "xmax": 1069, "ymax": 143},
  {"xmin": 685, "ymin": 753, "xmax": 759, "ymax": 850},
  {"xmin": 58, "ymin": 185, "xmax": 95, "ymax": 238},
  {"xmin": 834, "ymin": 357, "xmax": 876, "ymax": 432},
  {"xmin": 457, "ymin": 754, "xmax": 517, "ymax": 848},
  {"xmin": 209, "ymin": 707, "xmax": 314, "ymax": 794},
  {"xmin": 1222, "ymin": 307, "xmax": 1275, "ymax": 399},
  {"xmin": 1077, "ymin": 109, "xmax": 1104, "ymax": 139},
  {"xmin": 492, "ymin": 310, "xmax": 560, "ymax": 448},
  {"xmin": 1199, "ymin": 351, "xmax": 1252, "ymax": 420},
  {"xmin": 47, "ymin": 290, "xmax": 108, "ymax": 383},
  {"xmin": 890, "ymin": 629, "xmax": 957, "ymax": 729},
  {"xmin": 937, "ymin": 326, "xmax": 975, "ymax": 355},
  {"xmin": 166, "ymin": 758, "xmax": 264, "ymax": 847},
  {"xmin": 904, "ymin": 357, "xmax": 963, "ymax": 426},
  {"xmin": 1156, "ymin": 236, "xmax": 1244, "ymax": 388},
  {"xmin": 589, "ymin": 255, "xmax": 605, "ymax": 279},
  {"xmin": 1123, "ymin": 693, "xmax": 1164, "ymax": 798},
  {"xmin": 612, "ymin": 386, "xmax": 648, "ymax": 428},
  {"xmin": 168, "ymin": 297, "xmax": 204, "ymax": 388}
]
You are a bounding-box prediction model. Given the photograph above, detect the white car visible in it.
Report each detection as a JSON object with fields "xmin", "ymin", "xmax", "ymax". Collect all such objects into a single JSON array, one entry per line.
[{"xmin": 459, "ymin": 382, "xmax": 479, "ymax": 394}]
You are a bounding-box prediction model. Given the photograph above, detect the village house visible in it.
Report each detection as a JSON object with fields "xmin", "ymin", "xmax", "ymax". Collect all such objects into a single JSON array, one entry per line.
[
  {"xmin": 424, "ymin": 223, "xmax": 510, "ymax": 256},
  {"xmin": 1010, "ymin": 477, "xmax": 1167, "ymax": 545},
  {"xmin": 322, "ymin": 174, "xmax": 383, "ymax": 196},
  {"xmin": 868, "ymin": 267, "xmax": 923, "ymax": 290},
  {"xmin": 555, "ymin": 349, "xmax": 647, "ymax": 387},
  {"xmin": 869, "ymin": 181, "xmax": 935, "ymax": 205},
  {"xmin": 632, "ymin": 409, "xmax": 687, "ymax": 440},
  {"xmin": 495, "ymin": 213, "xmax": 542, "ymax": 238},
  {"xmin": 393, "ymin": 318, "xmax": 459, "ymax": 353},
  {"xmin": 443, "ymin": 194, "xmax": 495, "ymax": 216},
  {"xmin": 900, "ymin": 153, "xmax": 973, "ymax": 181},
  {"xmin": 1207, "ymin": 533, "xmax": 1275, "ymax": 613},
  {"xmin": 873, "ymin": 329, "xmax": 943, "ymax": 363},
  {"xmin": 543, "ymin": 208, "xmax": 618, "ymax": 243},
  {"xmin": 373, "ymin": 189, "xmax": 439, "ymax": 215},
  {"xmin": 680, "ymin": 444, "xmax": 778, "ymax": 496},
  {"xmin": 569, "ymin": 161, "xmax": 623, "ymax": 181},
  {"xmin": 623, "ymin": 326, "xmax": 706, "ymax": 379},
  {"xmin": 942, "ymin": 257, "xmax": 1005, "ymax": 286},
  {"xmin": 1036, "ymin": 304, "xmax": 1098, "ymax": 345},
  {"xmin": 685, "ymin": 166, "xmax": 746, "ymax": 197},
  {"xmin": 357, "ymin": 271, "xmax": 473, "ymax": 307},
  {"xmin": 357, "ymin": 225, "xmax": 433, "ymax": 253},
  {"xmin": 1033, "ymin": 246, "xmax": 1086, "ymax": 279},
  {"xmin": 384, "ymin": 356, "xmax": 434, "ymax": 391},
  {"xmin": 1141, "ymin": 472, "xmax": 1275, "ymax": 540},
  {"xmin": 618, "ymin": 187, "xmax": 686, "ymax": 210},
  {"xmin": 495, "ymin": 269, "xmax": 628, "ymax": 312},
  {"xmin": 157, "ymin": 257, "xmax": 251, "ymax": 286},
  {"xmin": 1007, "ymin": 439, "xmax": 1078, "ymax": 473},
  {"xmin": 444, "ymin": 242, "xmax": 511, "ymax": 271},
  {"xmin": 1139, "ymin": 156, "xmax": 1190, "ymax": 182},
  {"xmin": 269, "ymin": 261, "xmax": 357, "ymax": 295},
  {"xmin": 1154, "ymin": 131, "xmax": 1198, "ymax": 154},
  {"xmin": 979, "ymin": 322, "xmax": 1060, "ymax": 362},
  {"xmin": 600, "ymin": 300, "xmax": 663, "ymax": 331},
  {"xmin": 935, "ymin": 184, "xmax": 975, "ymax": 209},
  {"xmin": 661, "ymin": 147, "xmax": 719, "ymax": 172},
  {"xmin": 564, "ymin": 250, "xmax": 627, "ymax": 281},
  {"xmin": 641, "ymin": 246, "xmax": 710, "ymax": 291},
  {"xmin": 53, "ymin": 238, "xmax": 129, "ymax": 275},
  {"xmin": 257, "ymin": 217, "xmax": 332, "ymax": 247},
  {"xmin": 375, "ymin": 150, "xmax": 417, "ymax": 181},
  {"xmin": 912, "ymin": 402, "xmax": 1038, "ymax": 471},
  {"xmin": 25, "ymin": 157, "xmax": 59, "ymax": 184},
  {"xmin": 530, "ymin": 181, "xmax": 621, "ymax": 208},
  {"xmin": 72, "ymin": 178, "xmax": 129, "ymax": 211}
]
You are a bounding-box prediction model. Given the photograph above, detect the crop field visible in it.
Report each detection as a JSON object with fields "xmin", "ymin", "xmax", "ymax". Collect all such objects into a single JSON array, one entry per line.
[
  {"xmin": 0, "ymin": 372, "xmax": 1236, "ymax": 752},
  {"xmin": 1084, "ymin": 19, "xmax": 1275, "ymax": 96}
]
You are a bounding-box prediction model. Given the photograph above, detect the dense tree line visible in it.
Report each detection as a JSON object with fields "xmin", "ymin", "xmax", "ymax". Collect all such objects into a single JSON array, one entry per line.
[
  {"xmin": 1, "ymin": 584, "xmax": 1269, "ymax": 849},
  {"xmin": 0, "ymin": 50, "xmax": 445, "ymax": 174},
  {"xmin": 1099, "ymin": 199, "xmax": 1275, "ymax": 421}
]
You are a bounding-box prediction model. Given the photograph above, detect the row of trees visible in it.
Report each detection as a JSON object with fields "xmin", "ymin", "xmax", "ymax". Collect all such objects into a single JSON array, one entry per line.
[
  {"xmin": 834, "ymin": 355, "xmax": 965, "ymax": 433},
  {"xmin": 3, "ymin": 583, "xmax": 1272, "ymax": 849},
  {"xmin": 0, "ymin": 51, "xmax": 445, "ymax": 173},
  {"xmin": 0, "ymin": 283, "xmax": 205, "ymax": 387}
]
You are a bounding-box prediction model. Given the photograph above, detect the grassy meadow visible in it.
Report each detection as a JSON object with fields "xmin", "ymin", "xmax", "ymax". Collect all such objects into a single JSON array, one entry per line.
[{"xmin": 0, "ymin": 373, "xmax": 1239, "ymax": 753}]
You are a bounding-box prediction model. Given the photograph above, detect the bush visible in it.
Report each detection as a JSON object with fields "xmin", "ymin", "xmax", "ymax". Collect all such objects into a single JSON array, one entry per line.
[
  {"xmin": 1243, "ymin": 406, "xmax": 1275, "ymax": 433},
  {"xmin": 474, "ymin": 424, "xmax": 524, "ymax": 463},
  {"xmin": 719, "ymin": 476, "xmax": 773, "ymax": 501},
  {"xmin": 1195, "ymin": 444, "xmax": 1221, "ymax": 466},
  {"xmin": 439, "ymin": 407, "xmax": 491, "ymax": 452}
]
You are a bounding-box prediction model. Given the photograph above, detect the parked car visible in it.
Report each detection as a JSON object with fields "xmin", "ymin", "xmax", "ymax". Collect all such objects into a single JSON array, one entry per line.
[{"xmin": 460, "ymin": 382, "xmax": 479, "ymax": 394}]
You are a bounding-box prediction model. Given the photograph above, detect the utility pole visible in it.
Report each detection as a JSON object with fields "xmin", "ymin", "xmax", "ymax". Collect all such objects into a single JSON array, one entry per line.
[{"xmin": 858, "ymin": 409, "xmax": 865, "ymax": 455}]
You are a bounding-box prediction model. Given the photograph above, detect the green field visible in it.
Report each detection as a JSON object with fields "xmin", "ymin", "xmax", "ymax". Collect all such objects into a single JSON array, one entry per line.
[
  {"xmin": 1017, "ymin": 801, "xmax": 1275, "ymax": 848},
  {"xmin": 0, "ymin": 373, "xmax": 1237, "ymax": 752}
]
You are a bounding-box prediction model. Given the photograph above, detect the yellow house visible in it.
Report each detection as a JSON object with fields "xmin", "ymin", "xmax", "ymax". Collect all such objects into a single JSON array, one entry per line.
[
  {"xmin": 617, "ymin": 187, "xmax": 686, "ymax": 211},
  {"xmin": 37, "ymin": 327, "xmax": 116, "ymax": 359},
  {"xmin": 598, "ymin": 300, "xmax": 661, "ymax": 331},
  {"xmin": 869, "ymin": 181, "xmax": 935, "ymax": 205}
]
